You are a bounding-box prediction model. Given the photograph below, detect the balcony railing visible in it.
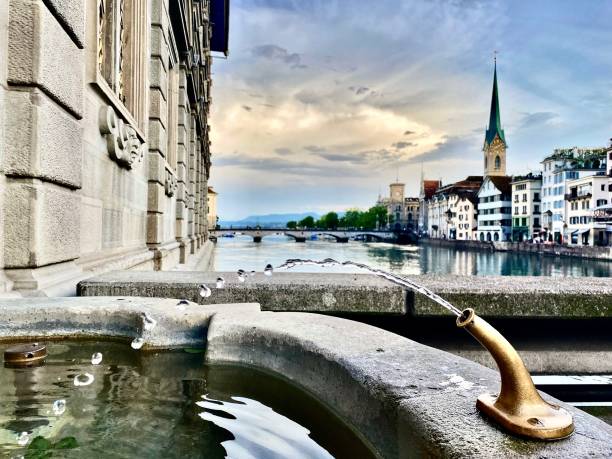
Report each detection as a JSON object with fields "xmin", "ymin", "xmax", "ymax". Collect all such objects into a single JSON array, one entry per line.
[{"xmin": 565, "ymin": 193, "xmax": 592, "ymax": 201}]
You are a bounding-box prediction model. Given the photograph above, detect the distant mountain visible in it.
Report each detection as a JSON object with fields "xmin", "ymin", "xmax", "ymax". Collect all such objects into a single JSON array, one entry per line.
[{"xmin": 220, "ymin": 212, "xmax": 321, "ymax": 228}]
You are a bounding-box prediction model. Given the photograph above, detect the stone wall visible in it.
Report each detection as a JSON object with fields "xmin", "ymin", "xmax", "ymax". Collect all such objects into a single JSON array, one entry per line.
[
  {"xmin": 421, "ymin": 237, "xmax": 611, "ymax": 260},
  {"xmin": 0, "ymin": 0, "xmax": 217, "ymax": 296}
]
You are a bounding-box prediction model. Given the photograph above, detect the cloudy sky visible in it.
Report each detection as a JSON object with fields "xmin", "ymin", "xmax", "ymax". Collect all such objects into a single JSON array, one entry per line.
[{"xmin": 210, "ymin": 0, "xmax": 612, "ymax": 220}]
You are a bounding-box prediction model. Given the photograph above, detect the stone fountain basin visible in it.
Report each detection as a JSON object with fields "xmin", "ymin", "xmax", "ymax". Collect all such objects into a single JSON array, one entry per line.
[{"xmin": 0, "ymin": 297, "xmax": 611, "ymax": 458}]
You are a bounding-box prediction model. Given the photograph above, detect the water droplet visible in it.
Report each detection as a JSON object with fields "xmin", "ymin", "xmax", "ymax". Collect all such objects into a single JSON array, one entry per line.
[
  {"xmin": 53, "ymin": 399, "xmax": 66, "ymax": 416},
  {"xmin": 216, "ymin": 277, "xmax": 225, "ymax": 288},
  {"xmin": 131, "ymin": 337, "xmax": 144, "ymax": 350},
  {"xmin": 142, "ymin": 312, "xmax": 157, "ymax": 331},
  {"xmin": 264, "ymin": 264, "xmax": 273, "ymax": 276},
  {"xmin": 73, "ymin": 373, "xmax": 94, "ymax": 387},
  {"xmin": 16, "ymin": 432, "xmax": 29, "ymax": 446},
  {"xmin": 237, "ymin": 269, "xmax": 246, "ymax": 282},
  {"xmin": 199, "ymin": 284, "xmax": 212, "ymax": 298},
  {"xmin": 91, "ymin": 352, "xmax": 103, "ymax": 365}
]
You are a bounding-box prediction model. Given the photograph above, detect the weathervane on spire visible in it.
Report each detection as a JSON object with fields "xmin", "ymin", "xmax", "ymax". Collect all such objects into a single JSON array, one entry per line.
[{"xmin": 494, "ymin": 50, "xmax": 498, "ymax": 64}]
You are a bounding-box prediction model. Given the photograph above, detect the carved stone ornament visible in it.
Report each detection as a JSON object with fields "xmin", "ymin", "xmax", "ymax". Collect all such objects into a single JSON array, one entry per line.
[
  {"xmin": 165, "ymin": 169, "xmax": 178, "ymax": 197},
  {"xmin": 99, "ymin": 105, "xmax": 146, "ymax": 169}
]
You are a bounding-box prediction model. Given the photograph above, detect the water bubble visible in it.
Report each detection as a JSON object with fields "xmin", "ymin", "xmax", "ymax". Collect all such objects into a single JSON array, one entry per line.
[
  {"xmin": 131, "ymin": 337, "xmax": 144, "ymax": 350},
  {"xmin": 73, "ymin": 373, "xmax": 94, "ymax": 387},
  {"xmin": 237, "ymin": 269, "xmax": 246, "ymax": 283},
  {"xmin": 91, "ymin": 352, "xmax": 103, "ymax": 365},
  {"xmin": 199, "ymin": 284, "xmax": 212, "ymax": 298},
  {"xmin": 142, "ymin": 312, "xmax": 157, "ymax": 331},
  {"xmin": 264, "ymin": 264, "xmax": 273, "ymax": 276},
  {"xmin": 216, "ymin": 277, "xmax": 225, "ymax": 289},
  {"xmin": 16, "ymin": 432, "xmax": 29, "ymax": 446},
  {"xmin": 176, "ymin": 299, "xmax": 189, "ymax": 311},
  {"xmin": 53, "ymin": 399, "xmax": 66, "ymax": 416}
]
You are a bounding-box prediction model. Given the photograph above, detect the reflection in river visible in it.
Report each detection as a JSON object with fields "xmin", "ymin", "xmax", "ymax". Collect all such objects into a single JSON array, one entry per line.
[{"xmin": 212, "ymin": 235, "xmax": 611, "ymax": 277}]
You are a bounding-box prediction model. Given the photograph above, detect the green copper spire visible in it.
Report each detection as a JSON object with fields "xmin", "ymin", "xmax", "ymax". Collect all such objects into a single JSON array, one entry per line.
[{"xmin": 484, "ymin": 60, "xmax": 506, "ymax": 146}]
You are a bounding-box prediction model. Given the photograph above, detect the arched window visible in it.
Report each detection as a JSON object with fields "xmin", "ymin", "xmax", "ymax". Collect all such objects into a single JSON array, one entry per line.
[
  {"xmin": 486, "ymin": 232, "xmax": 492, "ymax": 242},
  {"xmin": 494, "ymin": 155, "xmax": 501, "ymax": 169},
  {"xmin": 479, "ymin": 233, "xmax": 484, "ymax": 241},
  {"xmin": 484, "ymin": 156, "xmax": 488, "ymax": 169},
  {"xmin": 494, "ymin": 232, "xmax": 499, "ymax": 241}
]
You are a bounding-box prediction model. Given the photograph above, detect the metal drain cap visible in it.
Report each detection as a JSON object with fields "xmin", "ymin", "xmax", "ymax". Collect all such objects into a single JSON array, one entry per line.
[{"xmin": 4, "ymin": 343, "xmax": 47, "ymax": 367}]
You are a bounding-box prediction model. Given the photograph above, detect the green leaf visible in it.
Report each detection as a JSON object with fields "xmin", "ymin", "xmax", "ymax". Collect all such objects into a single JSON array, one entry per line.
[
  {"xmin": 28, "ymin": 436, "xmax": 52, "ymax": 450},
  {"xmin": 54, "ymin": 436, "xmax": 78, "ymax": 449}
]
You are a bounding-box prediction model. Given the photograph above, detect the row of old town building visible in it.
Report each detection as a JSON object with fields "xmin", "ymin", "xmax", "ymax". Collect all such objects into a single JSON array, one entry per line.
[{"xmin": 377, "ymin": 63, "xmax": 612, "ymax": 247}]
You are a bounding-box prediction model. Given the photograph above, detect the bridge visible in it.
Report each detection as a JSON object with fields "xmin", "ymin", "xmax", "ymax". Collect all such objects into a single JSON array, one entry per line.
[{"xmin": 210, "ymin": 228, "xmax": 399, "ymax": 243}]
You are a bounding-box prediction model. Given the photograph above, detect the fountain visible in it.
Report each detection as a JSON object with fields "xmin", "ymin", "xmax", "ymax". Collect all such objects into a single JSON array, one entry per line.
[{"xmin": 276, "ymin": 258, "xmax": 575, "ymax": 440}]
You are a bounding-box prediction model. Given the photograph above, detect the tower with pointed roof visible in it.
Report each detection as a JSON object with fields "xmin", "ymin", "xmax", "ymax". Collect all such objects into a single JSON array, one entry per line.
[{"xmin": 483, "ymin": 58, "xmax": 507, "ymax": 177}]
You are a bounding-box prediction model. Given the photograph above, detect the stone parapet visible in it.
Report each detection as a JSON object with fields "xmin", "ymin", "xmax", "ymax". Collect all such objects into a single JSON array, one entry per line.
[{"xmin": 78, "ymin": 271, "xmax": 612, "ymax": 318}]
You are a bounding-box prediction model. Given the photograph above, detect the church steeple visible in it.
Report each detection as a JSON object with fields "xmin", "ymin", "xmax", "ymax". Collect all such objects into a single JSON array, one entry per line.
[
  {"xmin": 484, "ymin": 59, "xmax": 506, "ymax": 147},
  {"xmin": 483, "ymin": 56, "xmax": 507, "ymax": 177}
]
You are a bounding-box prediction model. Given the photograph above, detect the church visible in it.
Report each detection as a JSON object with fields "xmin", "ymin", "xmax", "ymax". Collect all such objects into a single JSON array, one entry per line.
[{"xmin": 476, "ymin": 61, "xmax": 513, "ymax": 242}]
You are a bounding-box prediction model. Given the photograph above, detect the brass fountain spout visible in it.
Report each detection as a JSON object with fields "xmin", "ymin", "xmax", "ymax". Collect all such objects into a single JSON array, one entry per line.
[{"xmin": 456, "ymin": 308, "xmax": 574, "ymax": 440}]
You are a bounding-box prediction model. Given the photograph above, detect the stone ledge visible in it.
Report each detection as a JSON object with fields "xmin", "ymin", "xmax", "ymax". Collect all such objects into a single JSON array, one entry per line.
[
  {"xmin": 77, "ymin": 271, "xmax": 612, "ymax": 318},
  {"xmin": 78, "ymin": 271, "xmax": 407, "ymax": 314},
  {"xmin": 405, "ymin": 274, "xmax": 612, "ymax": 317},
  {"xmin": 205, "ymin": 310, "xmax": 612, "ymax": 458},
  {"xmin": 0, "ymin": 297, "xmax": 260, "ymax": 348}
]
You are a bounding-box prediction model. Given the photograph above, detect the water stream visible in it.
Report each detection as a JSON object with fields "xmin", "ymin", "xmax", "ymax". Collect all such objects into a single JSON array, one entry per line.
[{"xmin": 275, "ymin": 257, "xmax": 463, "ymax": 317}]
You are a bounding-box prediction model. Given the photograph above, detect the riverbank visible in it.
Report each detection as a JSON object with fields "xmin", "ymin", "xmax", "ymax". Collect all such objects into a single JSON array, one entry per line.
[{"xmin": 420, "ymin": 238, "xmax": 612, "ymax": 261}]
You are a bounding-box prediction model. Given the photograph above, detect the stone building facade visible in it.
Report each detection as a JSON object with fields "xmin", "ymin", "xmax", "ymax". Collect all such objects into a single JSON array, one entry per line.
[
  {"xmin": 511, "ymin": 174, "xmax": 542, "ymax": 242},
  {"xmin": 377, "ymin": 182, "xmax": 419, "ymax": 231},
  {"xmin": 0, "ymin": 0, "xmax": 229, "ymax": 296}
]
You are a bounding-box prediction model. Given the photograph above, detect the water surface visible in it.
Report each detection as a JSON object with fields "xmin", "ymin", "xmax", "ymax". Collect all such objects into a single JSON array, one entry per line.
[
  {"xmin": 212, "ymin": 235, "xmax": 611, "ymax": 277},
  {"xmin": 0, "ymin": 341, "xmax": 375, "ymax": 458}
]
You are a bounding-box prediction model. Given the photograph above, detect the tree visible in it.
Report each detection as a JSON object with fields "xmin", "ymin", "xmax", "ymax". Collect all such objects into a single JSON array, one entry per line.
[
  {"xmin": 343, "ymin": 209, "xmax": 361, "ymax": 229},
  {"xmin": 321, "ymin": 212, "xmax": 339, "ymax": 229},
  {"xmin": 286, "ymin": 220, "xmax": 297, "ymax": 229},
  {"xmin": 298, "ymin": 216, "xmax": 315, "ymax": 228}
]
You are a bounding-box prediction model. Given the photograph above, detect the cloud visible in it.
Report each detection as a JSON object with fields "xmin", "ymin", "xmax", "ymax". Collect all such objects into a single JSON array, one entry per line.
[
  {"xmin": 517, "ymin": 112, "xmax": 559, "ymax": 130},
  {"xmin": 303, "ymin": 145, "xmax": 327, "ymax": 153},
  {"xmin": 348, "ymin": 86, "xmax": 370, "ymax": 95},
  {"xmin": 214, "ymin": 153, "xmax": 369, "ymax": 177},
  {"xmin": 274, "ymin": 147, "xmax": 292, "ymax": 155},
  {"xmin": 242, "ymin": 105, "xmax": 253, "ymax": 112},
  {"xmin": 407, "ymin": 135, "xmax": 479, "ymax": 163},
  {"xmin": 392, "ymin": 141, "xmax": 416, "ymax": 149},
  {"xmin": 251, "ymin": 44, "xmax": 305, "ymax": 68}
]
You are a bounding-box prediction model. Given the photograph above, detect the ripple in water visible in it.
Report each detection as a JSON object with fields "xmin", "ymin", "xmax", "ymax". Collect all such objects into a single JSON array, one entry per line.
[
  {"xmin": 74, "ymin": 373, "xmax": 95, "ymax": 387},
  {"xmin": 53, "ymin": 399, "xmax": 66, "ymax": 416},
  {"xmin": 197, "ymin": 395, "xmax": 333, "ymax": 459}
]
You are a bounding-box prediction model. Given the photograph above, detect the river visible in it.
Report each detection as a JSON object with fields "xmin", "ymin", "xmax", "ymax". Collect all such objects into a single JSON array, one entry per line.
[{"xmin": 211, "ymin": 235, "xmax": 611, "ymax": 277}]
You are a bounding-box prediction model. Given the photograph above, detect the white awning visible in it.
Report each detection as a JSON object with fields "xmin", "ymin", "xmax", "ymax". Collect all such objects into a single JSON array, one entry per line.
[{"xmin": 577, "ymin": 228, "xmax": 590, "ymax": 235}]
